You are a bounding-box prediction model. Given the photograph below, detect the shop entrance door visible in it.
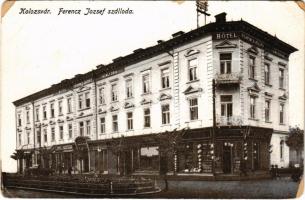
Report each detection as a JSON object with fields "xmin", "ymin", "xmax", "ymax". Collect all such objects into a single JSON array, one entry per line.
[{"xmin": 223, "ymin": 143, "xmax": 233, "ymax": 173}]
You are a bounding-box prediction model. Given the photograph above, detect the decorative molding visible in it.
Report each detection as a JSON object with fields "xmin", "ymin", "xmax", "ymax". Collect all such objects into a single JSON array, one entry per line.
[
  {"xmin": 140, "ymin": 67, "xmax": 152, "ymax": 73},
  {"xmin": 264, "ymin": 92, "xmax": 273, "ymax": 97},
  {"xmin": 98, "ymin": 108, "xmax": 107, "ymax": 114},
  {"xmin": 123, "ymin": 73, "xmax": 134, "ymax": 78},
  {"xmin": 215, "ymin": 40, "xmax": 237, "ymax": 49},
  {"xmin": 158, "ymin": 60, "xmax": 171, "ymax": 67},
  {"xmin": 97, "ymin": 82, "xmax": 106, "ymax": 87},
  {"xmin": 247, "ymin": 46, "xmax": 259, "ymax": 55},
  {"xmin": 184, "ymin": 49, "xmax": 200, "ymax": 57},
  {"xmin": 57, "ymin": 119, "xmax": 64, "ymax": 123},
  {"xmin": 124, "ymin": 102, "xmax": 135, "ymax": 109},
  {"xmin": 49, "ymin": 120, "xmax": 55, "ymax": 125},
  {"xmin": 140, "ymin": 98, "xmax": 152, "ymax": 105},
  {"xmin": 159, "ymin": 93, "xmax": 172, "ymax": 101},
  {"xmin": 66, "ymin": 116, "xmax": 73, "ymax": 121},
  {"xmin": 279, "ymin": 93, "xmax": 288, "ymax": 100},
  {"xmin": 57, "ymin": 96, "xmax": 64, "ymax": 100},
  {"xmin": 247, "ymin": 82, "xmax": 261, "ymax": 93},
  {"xmin": 109, "ymin": 78, "xmax": 119, "ymax": 83},
  {"xmin": 278, "ymin": 61, "xmax": 287, "ymax": 67},
  {"xmin": 65, "ymin": 93, "xmax": 73, "ymax": 97},
  {"xmin": 183, "ymin": 85, "xmax": 203, "ymax": 95},
  {"xmin": 264, "ymin": 53, "xmax": 273, "ymax": 61},
  {"xmin": 109, "ymin": 106, "xmax": 119, "ymax": 112},
  {"xmin": 76, "ymin": 85, "xmax": 91, "ymax": 93}
]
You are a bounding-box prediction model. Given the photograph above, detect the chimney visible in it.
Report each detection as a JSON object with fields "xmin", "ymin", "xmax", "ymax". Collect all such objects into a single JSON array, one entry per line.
[{"xmin": 215, "ymin": 12, "xmax": 227, "ymax": 23}]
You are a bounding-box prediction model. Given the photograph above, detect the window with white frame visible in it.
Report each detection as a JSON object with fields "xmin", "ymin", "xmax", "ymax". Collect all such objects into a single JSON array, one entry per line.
[
  {"xmin": 18, "ymin": 114, "xmax": 22, "ymax": 126},
  {"xmin": 265, "ymin": 100, "xmax": 271, "ymax": 122},
  {"xmin": 85, "ymin": 92, "xmax": 90, "ymax": 108},
  {"xmin": 58, "ymin": 100, "xmax": 63, "ymax": 115},
  {"xmin": 59, "ymin": 125, "xmax": 63, "ymax": 140},
  {"xmin": 99, "ymin": 87, "xmax": 106, "ymax": 104},
  {"xmin": 50, "ymin": 103, "xmax": 55, "ymax": 118},
  {"xmin": 220, "ymin": 53, "xmax": 232, "ymax": 74},
  {"xmin": 26, "ymin": 111, "xmax": 30, "ymax": 124},
  {"xmin": 161, "ymin": 104, "xmax": 170, "ymax": 125},
  {"xmin": 43, "ymin": 106, "xmax": 47, "ymax": 120},
  {"xmin": 86, "ymin": 120, "xmax": 91, "ymax": 135},
  {"xmin": 144, "ymin": 108, "xmax": 151, "ymax": 128},
  {"xmin": 43, "ymin": 128, "xmax": 47, "ymax": 143},
  {"xmin": 68, "ymin": 124, "xmax": 73, "ymax": 139},
  {"xmin": 112, "ymin": 115, "xmax": 118, "ymax": 132},
  {"xmin": 221, "ymin": 95, "xmax": 233, "ymax": 123},
  {"xmin": 264, "ymin": 63, "xmax": 270, "ymax": 85},
  {"xmin": 67, "ymin": 98, "xmax": 72, "ymax": 113},
  {"xmin": 279, "ymin": 68, "xmax": 284, "ymax": 89},
  {"xmin": 126, "ymin": 79, "xmax": 133, "ymax": 98},
  {"xmin": 143, "ymin": 74, "xmax": 150, "ymax": 94},
  {"xmin": 51, "ymin": 127, "xmax": 55, "ymax": 142},
  {"xmin": 249, "ymin": 56, "xmax": 256, "ymax": 79},
  {"xmin": 100, "ymin": 117, "xmax": 105, "ymax": 134},
  {"xmin": 27, "ymin": 131, "xmax": 30, "ymax": 144},
  {"xmin": 250, "ymin": 96, "xmax": 256, "ymax": 119},
  {"xmin": 79, "ymin": 122, "xmax": 84, "ymax": 136},
  {"xmin": 35, "ymin": 108, "xmax": 39, "ymax": 121},
  {"xmin": 111, "ymin": 83, "xmax": 118, "ymax": 102},
  {"xmin": 280, "ymin": 103, "xmax": 285, "ymax": 124},
  {"xmin": 189, "ymin": 98, "xmax": 198, "ymax": 121},
  {"xmin": 161, "ymin": 68, "xmax": 170, "ymax": 89},
  {"xmin": 78, "ymin": 94, "xmax": 84, "ymax": 109},
  {"xmin": 188, "ymin": 58, "xmax": 198, "ymax": 81},
  {"xmin": 127, "ymin": 112, "xmax": 133, "ymax": 130}
]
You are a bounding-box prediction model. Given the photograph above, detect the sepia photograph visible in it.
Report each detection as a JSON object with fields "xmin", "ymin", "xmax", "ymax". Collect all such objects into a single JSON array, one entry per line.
[{"xmin": 1, "ymin": 0, "xmax": 304, "ymax": 198}]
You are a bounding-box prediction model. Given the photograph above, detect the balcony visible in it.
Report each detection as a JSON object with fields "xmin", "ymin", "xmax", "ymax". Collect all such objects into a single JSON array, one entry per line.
[
  {"xmin": 216, "ymin": 115, "xmax": 243, "ymax": 126},
  {"xmin": 215, "ymin": 73, "xmax": 241, "ymax": 85}
]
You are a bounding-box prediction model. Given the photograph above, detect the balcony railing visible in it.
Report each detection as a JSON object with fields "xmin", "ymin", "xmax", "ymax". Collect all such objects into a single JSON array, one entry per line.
[
  {"xmin": 216, "ymin": 73, "xmax": 241, "ymax": 85},
  {"xmin": 216, "ymin": 115, "xmax": 243, "ymax": 126}
]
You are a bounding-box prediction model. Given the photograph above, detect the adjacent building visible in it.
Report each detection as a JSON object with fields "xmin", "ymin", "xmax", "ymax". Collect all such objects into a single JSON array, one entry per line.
[{"xmin": 13, "ymin": 13, "xmax": 297, "ymax": 176}]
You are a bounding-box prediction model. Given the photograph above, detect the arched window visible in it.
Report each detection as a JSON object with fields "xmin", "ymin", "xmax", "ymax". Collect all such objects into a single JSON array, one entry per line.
[{"xmin": 280, "ymin": 140, "xmax": 284, "ymax": 160}]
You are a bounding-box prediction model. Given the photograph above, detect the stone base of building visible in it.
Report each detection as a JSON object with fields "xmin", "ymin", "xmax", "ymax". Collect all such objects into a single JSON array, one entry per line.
[{"xmin": 16, "ymin": 126, "xmax": 273, "ymax": 177}]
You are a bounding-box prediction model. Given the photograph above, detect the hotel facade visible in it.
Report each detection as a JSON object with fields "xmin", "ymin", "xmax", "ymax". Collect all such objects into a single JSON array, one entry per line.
[{"xmin": 13, "ymin": 13, "xmax": 297, "ymax": 176}]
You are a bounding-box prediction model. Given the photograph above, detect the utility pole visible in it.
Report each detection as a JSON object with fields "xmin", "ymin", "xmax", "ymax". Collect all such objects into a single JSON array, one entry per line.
[
  {"xmin": 212, "ymin": 79, "xmax": 216, "ymax": 175},
  {"xmin": 196, "ymin": 0, "xmax": 211, "ymax": 28}
]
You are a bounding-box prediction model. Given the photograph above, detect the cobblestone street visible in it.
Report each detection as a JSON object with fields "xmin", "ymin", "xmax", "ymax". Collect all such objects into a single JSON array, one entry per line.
[{"xmin": 2, "ymin": 177, "xmax": 300, "ymax": 198}]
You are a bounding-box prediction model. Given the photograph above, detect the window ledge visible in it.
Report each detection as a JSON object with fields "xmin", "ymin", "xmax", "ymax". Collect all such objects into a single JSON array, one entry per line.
[
  {"xmin": 159, "ymin": 87, "xmax": 171, "ymax": 92},
  {"xmin": 265, "ymin": 84, "xmax": 272, "ymax": 87},
  {"xmin": 125, "ymin": 97, "xmax": 134, "ymax": 100},
  {"xmin": 58, "ymin": 114, "xmax": 63, "ymax": 117},
  {"xmin": 279, "ymin": 123, "xmax": 286, "ymax": 126},
  {"xmin": 67, "ymin": 112, "xmax": 73, "ymax": 115},
  {"xmin": 265, "ymin": 121, "xmax": 272, "ymax": 124},
  {"xmin": 186, "ymin": 79, "xmax": 200, "ymax": 84},
  {"xmin": 78, "ymin": 107, "xmax": 91, "ymax": 112},
  {"xmin": 141, "ymin": 92, "xmax": 152, "ymax": 96},
  {"xmin": 248, "ymin": 118, "xmax": 259, "ymax": 121},
  {"xmin": 126, "ymin": 129, "xmax": 134, "ymax": 132},
  {"xmin": 161, "ymin": 124, "xmax": 171, "ymax": 127},
  {"xmin": 111, "ymin": 100, "xmax": 119, "ymax": 104},
  {"xmin": 143, "ymin": 127, "xmax": 151, "ymax": 129},
  {"xmin": 248, "ymin": 78, "xmax": 258, "ymax": 82}
]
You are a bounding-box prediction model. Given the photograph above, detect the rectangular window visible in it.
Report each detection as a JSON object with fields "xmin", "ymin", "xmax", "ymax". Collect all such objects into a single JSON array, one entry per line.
[
  {"xmin": 265, "ymin": 100, "xmax": 271, "ymax": 122},
  {"xmin": 59, "ymin": 125, "xmax": 63, "ymax": 140},
  {"xmin": 143, "ymin": 74, "xmax": 150, "ymax": 94},
  {"xmin": 43, "ymin": 106, "xmax": 47, "ymax": 120},
  {"xmin": 221, "ymin": 95, "xmax": 233, "ymax": 124},
  {"xmin": 111, "ymin": 84, "xmax": 118, "ymax": 102},
  {"xmin": 86, "ymin": 120, "xmax": 91, "ymax": 135},
  {"xmin": 280, "ymin": 104, "xmax": 285, "ymax": 124},
  {"xmin": 43, "ymin": 129, "xmax": 47, "ymax": 143},
  {"xmin": 161, "ymin": 104, "xmax": 170, "ymax": 125},
  {"xmin": 27, "ymin": 131, "xmax": 30, "ymax": 144},
  {"xmin": 58, "ymin": 100, "xmax": 63, "ymax": 115},
  {"xmin": 220, "ymin": 53, "xmax": 232, "ymax": 74},
  {"xmin": 249, "ymin": 56, "xmax": 255, "ymax": 79},
  {"xmin": 67, "ymin": 98, "xmax": 72, "ymax": 113},
  {"xmin": 18, "ymin": 114, "xmax": 22, "ymax": 126},
  {"xmin": 37, "ymin": 130, "xmax": 41, "ymax": 145},
  {"xmin": 100, "ymin": 118, "xmax": 105, "ymax": 134},
  {"xmin": 99, "ymin": 87, "xmax": 106, "ymax": 104},
  {"xmin": 112, "ymin": 115, "xmax": 118, "ymax": 132},
  {"xmin": 126, "ymin": 79, "xmax": 133, "ymax": 98},
  {"xmin": 279, "ymin": 68, "xmax": 284, "ymax": 89},
  {"xmin": 78, "ymin": 94, "xmax": 83, "ymax": 109},
  {"xmin": 127, "ymin": 112, "xmax": 133, "ymax": 130},
  {"xmin": 264, "ymin": 63, "xmax": 270, "ymax": 85},
  {"xmin": 161, "ymin": 68, "xmax": 170, "ymax": 89},
  {"xmin": 18, "ymin": 133, "xmax": 21, "ymax": 146},
  {"xmin": 189, "ymin": 98, "xmax": 198, "ymax": 121},
  {"xmin": 250, "ymin": 96, "xmax": 256, "ymax": 119},
  {"xmin": 51, "ymin": 127, "xmax": 55, "ymax": 142},
  {"xmin": 79, "ymin": 122, "xmax": 84, "ymax": 136},
  {"xmin": 188, "ymin": 58, "xmax": 198, "ymax": 81},
  {"xmin": 144, "ymin": 108, "xmax": 151, "ymax": 128},
  {"xmin": 50, "ymin": 103, "xmax": 55, "ymax": 118},
  {"xmin": 68, "ymin": 124, "xmax": 73, "ymax": 139},
  {"xmin": 85, "ymin": 92, "xmax": 90, "ymax": 108},
  {"xmin": 26, "ymin": 111, "xmax": 30, "ymax": 124},
  {"xmin": 35, "ymin": 108, "xmax": 39, "ymax": 121}
]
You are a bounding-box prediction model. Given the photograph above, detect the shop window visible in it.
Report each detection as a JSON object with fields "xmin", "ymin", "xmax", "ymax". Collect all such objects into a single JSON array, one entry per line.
[{"xmin": 139, "ymin": 146, "xmax": 159, "ymax": 171}]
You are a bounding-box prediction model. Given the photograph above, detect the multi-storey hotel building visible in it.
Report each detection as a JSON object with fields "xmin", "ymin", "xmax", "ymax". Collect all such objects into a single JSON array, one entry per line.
[{"xmin": 13, "ymin": 13, "xmax": 297, "ymax": 176}]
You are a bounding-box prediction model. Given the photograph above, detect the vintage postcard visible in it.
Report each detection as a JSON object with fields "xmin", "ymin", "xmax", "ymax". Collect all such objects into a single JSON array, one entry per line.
[{"xmin": 1, "ymin": 0, "xmax": 304, "ymax": 198}]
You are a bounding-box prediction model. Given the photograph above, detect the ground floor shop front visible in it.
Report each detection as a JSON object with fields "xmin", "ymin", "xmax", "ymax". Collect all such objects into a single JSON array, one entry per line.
[{"xmin": 17, "ymin": 126, "xmax": 273, "ymax": 176}]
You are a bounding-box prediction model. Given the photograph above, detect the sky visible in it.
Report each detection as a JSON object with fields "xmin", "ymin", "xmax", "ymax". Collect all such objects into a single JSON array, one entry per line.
[{"xmin": 1, "ymin": 1, "xmax": 304, "ymax": 172}]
